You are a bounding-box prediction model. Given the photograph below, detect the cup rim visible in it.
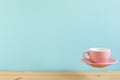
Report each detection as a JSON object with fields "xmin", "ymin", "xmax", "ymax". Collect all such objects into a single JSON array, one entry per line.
[{"xmin": 88, "ymin": 48, "xmax": 111, "ymax": 52}]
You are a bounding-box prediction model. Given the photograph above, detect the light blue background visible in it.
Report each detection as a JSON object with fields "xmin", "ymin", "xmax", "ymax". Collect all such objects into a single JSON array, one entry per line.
[{"xmin": 0, "ymin": 0, "xmax": 119, "ymax": 71}]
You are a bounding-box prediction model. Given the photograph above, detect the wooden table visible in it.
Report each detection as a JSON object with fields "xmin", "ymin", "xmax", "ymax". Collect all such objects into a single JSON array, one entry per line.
[{"xmin": 0, "ymin": 71, "xmax": 119, "ymax": 80}]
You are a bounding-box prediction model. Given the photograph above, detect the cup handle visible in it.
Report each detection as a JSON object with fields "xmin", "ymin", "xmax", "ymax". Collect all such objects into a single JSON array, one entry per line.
[{"xmin": 82, "ymin": 52, "xmax": 89, "ymax": 59}]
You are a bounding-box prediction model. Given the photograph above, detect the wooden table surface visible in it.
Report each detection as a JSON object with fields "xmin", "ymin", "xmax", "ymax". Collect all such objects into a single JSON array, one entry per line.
[{"xmin": 0, "ymin": 71, "xmax": 119, "ymax": 80}]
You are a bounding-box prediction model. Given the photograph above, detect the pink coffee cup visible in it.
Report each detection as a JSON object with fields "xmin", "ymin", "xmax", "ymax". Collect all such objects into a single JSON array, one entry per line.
[{"xmin": 82, "ymin": 48, "xmax": 111, "ymax": 63}]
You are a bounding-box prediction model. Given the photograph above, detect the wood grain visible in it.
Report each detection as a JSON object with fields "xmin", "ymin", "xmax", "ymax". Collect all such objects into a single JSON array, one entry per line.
[{"xmin": 0, "ymin": 71, "xmax": 119, "ymax": 80}]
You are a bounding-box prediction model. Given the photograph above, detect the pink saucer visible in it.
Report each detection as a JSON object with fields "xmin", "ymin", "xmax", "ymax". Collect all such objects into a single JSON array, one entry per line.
[{"xmin": 82, "ymin": 58, "xmax": 118, "ymax": 68}]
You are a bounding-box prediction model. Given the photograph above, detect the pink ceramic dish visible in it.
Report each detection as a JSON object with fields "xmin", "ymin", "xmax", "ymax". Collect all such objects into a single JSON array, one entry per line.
[{"xmin": 81, "ymin": 58, "xmax": 118, "ymax": 68}]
